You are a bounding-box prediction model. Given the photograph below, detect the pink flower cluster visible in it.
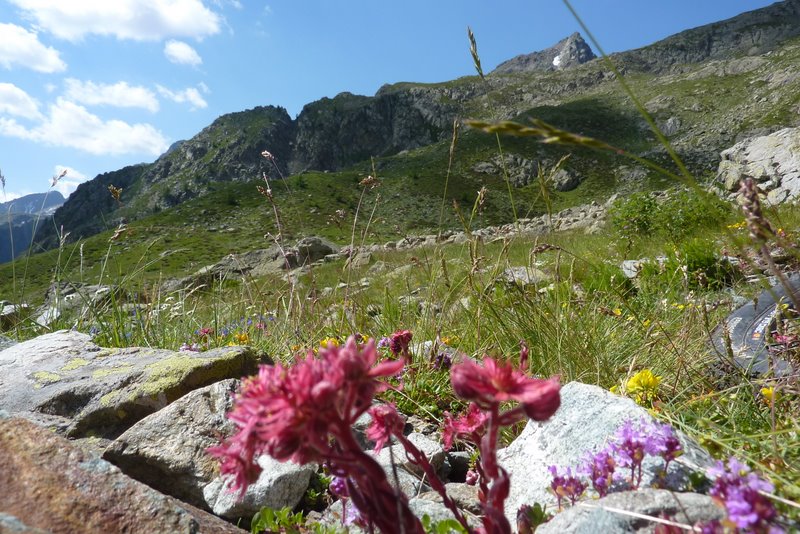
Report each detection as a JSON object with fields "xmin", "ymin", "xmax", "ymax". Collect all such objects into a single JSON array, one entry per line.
[
  {"xmin": 209, "ymin": 335, "xmax": 562, "ymax": 534},
  {"xmin": 443, "ymin": 353, "xmax": 561, "ymax": 533}
]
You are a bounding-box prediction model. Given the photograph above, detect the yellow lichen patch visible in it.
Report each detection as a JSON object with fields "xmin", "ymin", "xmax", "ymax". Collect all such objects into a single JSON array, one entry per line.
[
  {"xmin": 32, "ymin": 371, "xmax": 61, "ymax": 386},
  {"xmin": 99, "ymin": 390, "xmax": 120, "ymax": 407},
  {"xmin": 92, "ymin": 363, "xmax": 133, "ymax": 379},
  {"xmin": 136, "ymin": 354, "xmax": 216, "ymax": 398},
  {"xmin": 61, "ymin": 358, "xmax": 90, "ymax": 372}
]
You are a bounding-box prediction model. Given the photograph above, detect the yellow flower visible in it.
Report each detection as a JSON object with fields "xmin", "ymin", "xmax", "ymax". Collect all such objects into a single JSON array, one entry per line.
[
  {"xmin": 234, "ymin": 332, "xmax": 250, "ymax": 345},
  {"xmin": 612, "ymin": 308, "xmax": 622, "ymax": 316},
  {"xmin": 761, "ymin": 386, "xmax": 779, "ymax": 405},
  {"xmin": 441, "ymin": 335, "xmax": 458, "ymax": 346},
  {"xmin": 625, "ymin": 369, "xmax": 662, "ymax": 406},
  {"xmin": 319, "ymin": 337, "xmax": 340, "ymax": 349}
]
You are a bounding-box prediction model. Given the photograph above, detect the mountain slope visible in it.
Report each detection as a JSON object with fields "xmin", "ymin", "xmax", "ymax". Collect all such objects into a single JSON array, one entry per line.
[{"xmin": 35, "ymin": 1, "xmax": 800, "ymax": 254}]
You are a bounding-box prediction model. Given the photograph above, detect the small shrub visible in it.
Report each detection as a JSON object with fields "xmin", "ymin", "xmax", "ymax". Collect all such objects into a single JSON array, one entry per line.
[{"xmin": 609, "ymin": 189, "xmax": 732, "ymax": 245}]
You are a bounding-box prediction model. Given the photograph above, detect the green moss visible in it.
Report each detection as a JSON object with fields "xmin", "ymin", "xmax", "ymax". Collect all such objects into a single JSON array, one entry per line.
[{"xmin": 61, "ymin": 358, "xmax": 91, "ymax": 371}]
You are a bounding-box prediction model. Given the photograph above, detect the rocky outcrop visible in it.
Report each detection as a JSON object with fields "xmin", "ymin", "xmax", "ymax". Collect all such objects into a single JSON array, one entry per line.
[
  {"xmin": 715, "ymin": 126, "xmax": 800, "ymax": 204},
  {"xmin": 537, "ymin": 489, "xmax": 724, "ymax": 533},
  {"xmin": 497, "ymin": 382, "xmax": 715, "ymax": 525},
  {"xmin": 161, "ymin": 237, "xmax": 339, "ymax": 293},
  {"xmin": 103, "ymin": 379, "xmax": 241, "ymax": 507},
  {"xmin": 37, "ymin": 163, "xmax": 148, "ymax": 248},
  {"xmin": 139, "ymin": 106, "xmax": 295, "ymax": 211},
  {"xmin": 104, "ymin": 378, "xmax": 317, "ymax": 517},
  {"xmin": 0, "ymin": 330, "xmax": 264, "ymax": 438},
  {"xmin": 0, "ymin": 191, "xmax": 64, "ymax": 263},
  {"xmin": 289, "ymin": 89, "xmax": 458, "ymax": 174},
  {"xmin": 0, "ymin": 415, "xmax": 245, "ymax": 534},
  {"xmin": 615, "ymin": 0, "xmax": 800, "ymax": 73},
  {"xmin": 492, "ymin": 33, "xmax": 596, "ymax": 74}
]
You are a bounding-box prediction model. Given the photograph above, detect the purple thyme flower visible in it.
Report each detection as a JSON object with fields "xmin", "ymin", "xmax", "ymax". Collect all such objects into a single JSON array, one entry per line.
[
  {"xmin": 647, "ymin": 421, "xmax": 683, "ymax": 472},
  {"xmin": 549, "ymin": 465, "xmax": 587, "ymax": 510},
  {"xmin": 329, "ymin": 475, "xmax": 349, "ymax": 498},
  {"xmin": 708, "ymin": 457, "xmax": 781, "ymax": 532},
  {"xmin": 579, "ymin": 446, "xmax": 616, "ymax": 497},
  {"xmin": 610, "ymin": 418, "xmax": 650, "ymax": 488}
]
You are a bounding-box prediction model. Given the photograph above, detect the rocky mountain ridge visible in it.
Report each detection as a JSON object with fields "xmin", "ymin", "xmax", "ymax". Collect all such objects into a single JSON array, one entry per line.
[
  {"xmin": 37, "ymin": 0, "xmax": 800, "ymax": 251},
  {"xmin": 0, "ymin": 191, "xmax": 65, "ymax": 263},
  {"xmin": 492, "ymin": 32, "xmax": 596, "ymax": 74}
]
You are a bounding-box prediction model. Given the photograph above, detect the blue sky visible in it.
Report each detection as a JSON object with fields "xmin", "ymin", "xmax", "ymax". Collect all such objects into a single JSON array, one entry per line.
[{"xmin": 0, "ymin": 0, "xmax": 778, "ymax": 200}]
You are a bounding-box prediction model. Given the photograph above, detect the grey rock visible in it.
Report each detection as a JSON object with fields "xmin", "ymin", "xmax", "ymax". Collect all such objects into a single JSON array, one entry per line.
[
  {"xmin": 103, "ymin": 379, "xmax": 239, "ymax": 508},
  {"xmin": 661, "ymin": 116, "xmax": 682, "ymax": 137},
  {"xmin": 417, "ymin": 483, "xmax": 482, "ymax": 516},
  {"xmin": 499, "ymin": 267, "xmax": 551, "ymax": 288},
  {"xmin": 716, "ymin": 127, "xmax": 800, "ymax": 204},
  {"xmin": 348, "ymin": 251, "xmax": 373, "ymax": 268},
  {"xmin": 0, "ymin": 304, "xmax": 28, "ymax": 330},
  {"xmin": 0, "ymin": 512, "xmax": 52, "ymax": 534},
  {"xmin": 493, "ymin": 33, "xmax": 596, "ymax": 74},
  {"xmin": 0, "ymin": 330, "xmax": 262, "ymax": 438},
  {"xmin": 295, "ymin": 236, "xmax": 340, "ymax": 265},
  {"xmin": 375, "ymin": 432, "xmax": 445, "ymax": 478},
  {"xmin": 550, "ymin": 168, "xmax": 582, "ymax": 192},
  {"xmin": 203, "ymin": 454, "xmax": 315, "ymax": 520},
  {"xmin": 497, "ymin": 382, "xmax": 715, "ymax": 525},
  {"xmin": 0, "ymin": 333, "xmax": 15, "ymax": 351},
  {"xmin": 537, "ymin": 489, "xmax": 725, "ymax": 534},
  {"xmin": 612, "ymin": 0, "xmax": 800, "ymax": 73}
]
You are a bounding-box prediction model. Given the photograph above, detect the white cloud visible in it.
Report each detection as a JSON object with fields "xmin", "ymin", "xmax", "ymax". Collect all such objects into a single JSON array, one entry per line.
[
  {"xmin": 64, "ymin": 79, "xmax": 159, "ymax": 112},
  {"xmin": 7, "ymin": 0, "xmax": 222, "ymax": 42},
  {"xmin": 0, "ymin": 98, "xmax": 169, "ymax": 156},
  {"xmin": 156, "ymin": 85, "xmax": 208, "ymax": 110},
  {"xmin": 0, "ymin": 23, "xmax": 66, "ymax": 73},
  {"xmin": 51, "ymin": 165, "xmax": 89, "ymax": 197},
  {"xmin": 164, "ymin": 40, "xmax": 202, "ymax": 67},
  {"xmin": 0, "ymin": 191, "xmax": 25, "ymax": 202},
  {"xmin": 0, "ymin": 83, "xmax": 43, "ymax": 119}
]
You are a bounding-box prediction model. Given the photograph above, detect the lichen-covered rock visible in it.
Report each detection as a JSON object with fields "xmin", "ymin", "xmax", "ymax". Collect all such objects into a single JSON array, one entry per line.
[
  {"xmin": 497, "ymin": 382, "xmax": 715, "ymax": 525},
  {"xmin": 0, "ymin": 330, "xmax": 264, "ymax": 438},
  {"xmin": 0, "ymin": 415, "xmax": 245, "ymax": 534},
  {"xmin": 537, "ymin": 489, "xmax": 725, "ymax": 533},
  {"xmin": 103, "ymin": 379, "xmax": 240, "ymax": 508}
]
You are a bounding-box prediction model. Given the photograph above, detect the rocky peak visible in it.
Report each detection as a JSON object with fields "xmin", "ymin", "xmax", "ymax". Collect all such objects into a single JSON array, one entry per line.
[{"xmin": 492, "ymin": 32, "xmax": 596, "ymax": 75}]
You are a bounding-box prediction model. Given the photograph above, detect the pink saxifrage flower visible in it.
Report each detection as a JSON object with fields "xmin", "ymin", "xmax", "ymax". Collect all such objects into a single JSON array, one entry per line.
[
  {"xmin": 207, "ymin": 337, "xmax": 403, "ymax": 494},
  {"xmin": 450, "ymin": 357, "xmax": 560, "ymax": 420},
  {"xmin": 389, "ymin": 329, "xmax": 413, "ymax": 360},
  {"xmin": 442, "ymin": 402, "xmax": 488, "ymax": 451},
  {"xmin": 366, "ymin": 403, "xmax": 405, "ymax": 453}
]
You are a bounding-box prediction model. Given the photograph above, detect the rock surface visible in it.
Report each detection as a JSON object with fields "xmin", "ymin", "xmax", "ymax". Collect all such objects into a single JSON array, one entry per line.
[
  {"xmin": 203, "ymin": 454, "xmax": 316, "ymax": 519},
  {"xmin": 0, "ymin": 330, "xmax": 263, "ymax": 438},
  {"xmin": 497, "ymin": 382, "xmax": 715, "ymax": 525},
  {"xmin": 537, "ymin": 489, "xmax": 725, "ymax": 533},
  {"xmin": 493, "ymin": 33, "xmax": 596, "ymax": 74},
  {"xmin": 0, "ymin": 415, "xmax": 245, "ymax": 534},
  {"xmin": 716, "ymin": 126, "xmax": 800, "ymax": 205},
  {"xmin": 103, "ymin": 379, "xmax": 240, "ymax": 507}
]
